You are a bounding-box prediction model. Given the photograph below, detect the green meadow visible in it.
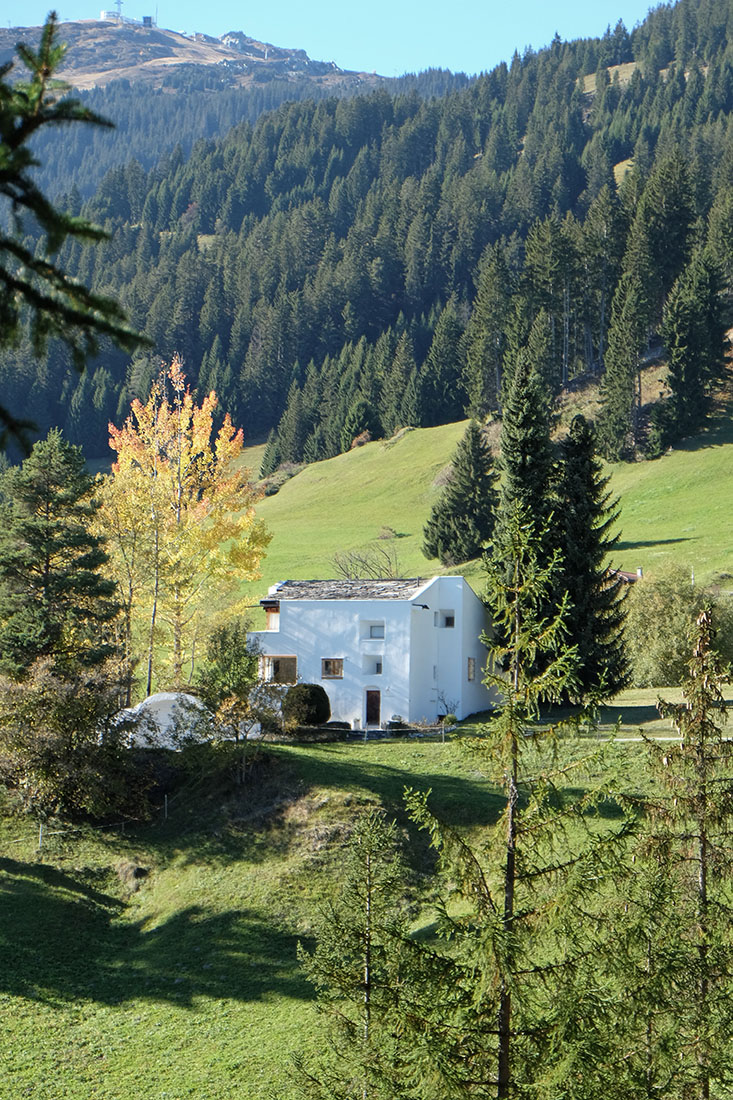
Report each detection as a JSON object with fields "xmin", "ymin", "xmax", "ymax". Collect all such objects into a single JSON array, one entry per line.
[
  {"xmin": 0, "ymin": 719, "xmax": 677, "ymax": 1100},
  {"xmin": 243, "ymin": 415, "xmax": 733, "ymax": 623}
]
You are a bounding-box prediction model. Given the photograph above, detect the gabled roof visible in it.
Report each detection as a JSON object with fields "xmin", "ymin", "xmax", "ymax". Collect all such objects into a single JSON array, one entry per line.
[{"xmin": 264, "ymin": 578, "xmax": 431, "ymax": 602}]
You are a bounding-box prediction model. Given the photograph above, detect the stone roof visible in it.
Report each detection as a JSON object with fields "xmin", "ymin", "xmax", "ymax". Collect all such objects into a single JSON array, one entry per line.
[{"xmin": 264, "ymin": 578, "xmax": 430, "ymax": 602}]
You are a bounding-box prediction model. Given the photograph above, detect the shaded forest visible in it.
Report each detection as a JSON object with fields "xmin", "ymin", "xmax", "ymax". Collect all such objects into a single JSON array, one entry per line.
[{"xmin": 5, "ymin": 0, "xmax": 733, "ymax": 462}]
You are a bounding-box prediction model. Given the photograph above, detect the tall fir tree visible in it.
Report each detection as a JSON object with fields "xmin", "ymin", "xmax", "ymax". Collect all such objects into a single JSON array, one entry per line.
[
  {"xmin": 423, "ymin": 421, "xmax": 498, "ymax": 565},
  {"xmin": 0, "ymin": 429, "xmax": 119, "ymax": 678},
  {"xmin": 296, "ymin": 809, "xmax": 411, "ymax": 1100},
  {"xmin": 597, "ymin": 272, "xmax": 647, "ymax": 460},
  {"xmin": 613, "ymin": 607, "xmax": 733, "ymax": 1098},
  {"xmin": 407, "ymin": 513, "xmax": 632, "ymax": 1100},
  {"xmin": 496, "ymin": 313, "xmax": 555, "ymax": 546},
  {"xmin": 555, "ymin": 415, "xmax": 628, "ymax": 701},
  {"xmin": 661, "ymin": 248, "xmax": 727, "ymax": 438}
]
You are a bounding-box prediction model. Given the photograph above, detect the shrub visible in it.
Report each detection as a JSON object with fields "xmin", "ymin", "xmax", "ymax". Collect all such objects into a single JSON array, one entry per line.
[{"xmin": 282, "ymin": 683, "xmax": 331, "ymax": 728}]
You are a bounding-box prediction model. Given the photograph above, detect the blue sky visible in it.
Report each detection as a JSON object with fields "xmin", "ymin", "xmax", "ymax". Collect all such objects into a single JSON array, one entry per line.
[{"xmin": 11, "ymin": 2, "xmax": 656, "ymax": 77}]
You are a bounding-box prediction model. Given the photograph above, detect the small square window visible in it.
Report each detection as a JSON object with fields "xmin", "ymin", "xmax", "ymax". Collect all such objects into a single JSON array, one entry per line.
[
  {"xmin": 262, "ymin": 656, "xmax": 297, "ymax": 683},
  {"xmin": 369, "ymin": 623, "xmax": 385, "ymax": 639},
  {"xmin": 321, "ymin": 658, "xmax": 344, "ymax": 679}
]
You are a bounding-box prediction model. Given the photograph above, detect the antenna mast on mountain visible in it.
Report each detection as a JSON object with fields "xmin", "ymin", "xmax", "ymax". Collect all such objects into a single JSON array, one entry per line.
[{"xmin": 115, "ymin": 0, "xmax": 123, "ymax": 18}]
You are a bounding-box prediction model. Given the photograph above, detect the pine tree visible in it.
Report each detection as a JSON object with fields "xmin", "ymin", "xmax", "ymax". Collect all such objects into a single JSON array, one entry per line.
[
  {"xmin": 423, "ymin": 421, "xmax": 498, "ymax": 565},
  {"xmin": 597, "ymin": 272, "xmax": 647, "ymax": 461},
  {"xmin": 0, "ymin": 429, "xmax": 119, "ymax": 678},
  {"xmin": 556, "ymin": 415, "xmax": 628, "ymax": 701},
  {"xmin": 407, "ymin": 513, "xmax": 632, "ymax": 1099},
  {"xmin": 463, "ymin": 242, "xmax": 513, "ymax": 419},
  {"xmin": 296, "ymin": 809, "xmax": 411, "ymax": 1100},
  {"xmin": 0, "ymin": 15, "xmax": 143, "ymax": 448},
  {"xmin": 661, "ymin": 248, "xmax": 726, "ymax": 438},
  {"xmin": 614, "ymin": 607, "xmax": 733, "ymax": 1098},
  {"xmin": 496, "ymin": 316, "xmax": 554, "ymax": 544}
]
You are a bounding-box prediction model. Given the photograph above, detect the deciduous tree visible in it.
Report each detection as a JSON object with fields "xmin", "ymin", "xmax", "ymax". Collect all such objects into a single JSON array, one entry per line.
[{"xmin": 103, "ymin": 358, "xmax": 271, "ymax": 693}]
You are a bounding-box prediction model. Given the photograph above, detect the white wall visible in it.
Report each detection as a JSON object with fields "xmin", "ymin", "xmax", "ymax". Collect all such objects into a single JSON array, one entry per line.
[
  {"xmin": 251, "ymin": 598, "xmax": 414, "ymax": 727},
  {"xmin": 250, "ymin": 578, "xmax": 497, "ymax": 726}
]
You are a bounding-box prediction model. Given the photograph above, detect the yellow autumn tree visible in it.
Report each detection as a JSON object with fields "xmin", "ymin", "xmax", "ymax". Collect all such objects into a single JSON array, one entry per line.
[{"xmin": 100, "ymin": 358, "xmax": 270, "ymax": 695}]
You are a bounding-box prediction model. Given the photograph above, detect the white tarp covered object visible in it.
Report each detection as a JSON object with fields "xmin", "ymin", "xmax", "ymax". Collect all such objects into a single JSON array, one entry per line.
[{"xmin": 120, "ymin": 692, "xmax": 210, "ymax": 748}]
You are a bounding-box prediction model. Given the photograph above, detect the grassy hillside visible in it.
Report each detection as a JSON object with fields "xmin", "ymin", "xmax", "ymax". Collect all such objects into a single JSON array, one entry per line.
[
  {"xmin": 0, "ymin": 716, "xmax": 689, "ymax": 1100},
  {"xmin": 242, "ymin": 415, "xmax": 733, "ymax": 622}
]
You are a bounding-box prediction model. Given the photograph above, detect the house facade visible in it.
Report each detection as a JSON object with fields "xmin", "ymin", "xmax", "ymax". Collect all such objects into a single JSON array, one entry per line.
[{"xmin": 248, "ymin": 576, "xmax": 495, "ymax": 727}]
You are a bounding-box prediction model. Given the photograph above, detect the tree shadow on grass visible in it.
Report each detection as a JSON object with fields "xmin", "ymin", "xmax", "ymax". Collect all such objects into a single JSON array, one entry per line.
[
  {"xmin": 0, "ymin": 857, "xmax": 311, "ymax": 1008},
  {"xmin": 268, "ymin": 745, "xmax": 506, "ymax": 831},
  {"xmin": 615, "ymin": 536, "xmax": 695, "ymax": 552}
]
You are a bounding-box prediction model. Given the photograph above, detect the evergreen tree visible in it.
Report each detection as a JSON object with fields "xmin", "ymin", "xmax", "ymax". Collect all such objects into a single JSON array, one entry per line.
[
  {"xmin": 0, "ymin": 430, "xmax": 119, "ymax": 678},
  {"xmin": 0, "ymin": 15, "xmax": 143, "ymax": 447},
  {"xmin": 597, "ymin": 272, "xmax": 647, "ymax": 461},
  {"xmin": 556, "ymin": 415, "xmax": 628, "ymax": 701},
  {"xmin": 407, "ymin": 513, "xmax": 632, "ymax": 1099},
  {"xmin": 496, "ymin": 316, "xmax": 555, "ymax": 543},
  {"xmin": 615, "ymin": 607, "xmax": 733, "ymax": 1098},
  {"xmin": 296, "ymin": 809, "xmax": 411, "ymax": 1100},
  {"xmin": 463, "ymin": 242, "xmax": 512, "ymax": 418},
  {"xmin": 423, "ymin": 421, "xmax": 498, "ymax": 565},
  {"xmin": 661, "ymin": 248, "xmax": 726, "ymax": 438}
]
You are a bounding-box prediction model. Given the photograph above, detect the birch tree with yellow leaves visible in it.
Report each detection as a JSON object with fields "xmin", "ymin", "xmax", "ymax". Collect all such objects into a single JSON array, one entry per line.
[{"xmin": 100, "ymin": 358, "xmax": 270, "ymax": 696}]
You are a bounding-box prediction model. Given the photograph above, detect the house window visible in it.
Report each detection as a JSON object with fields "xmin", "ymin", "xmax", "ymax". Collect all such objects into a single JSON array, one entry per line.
[
  {"xmin": 321, "ymin": 658, "xmax": 344, "ymax": 679},
  {"xmin": 467, "ymin": 657, "xmax": 476, "ymax": 682},
  {"xmin": 265, "ymin": 608, "xmax": 280, "ymax": 630},
  {"xmin": 262, "ymin": 656, "xmax": 297, "ymax": 683},
  {"xmin": 369, "ymin": 623, "xmax": 385, "ymax": 639},
  {"xmin": 362, "ymin": 655, "xmax": 383, "ymax": 676},
  {"xmin": 435, "ymin": 610, "xmax": 455, "ymax": 628}
]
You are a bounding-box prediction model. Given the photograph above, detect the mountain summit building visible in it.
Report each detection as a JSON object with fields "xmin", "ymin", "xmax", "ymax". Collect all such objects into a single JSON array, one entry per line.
[{"xmin": 249, "ymin": 576, "xmax": 494, "ymax": 728}]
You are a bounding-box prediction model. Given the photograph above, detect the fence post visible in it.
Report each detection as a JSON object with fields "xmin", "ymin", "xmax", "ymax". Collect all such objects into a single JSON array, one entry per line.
[
  {"xmin": 38, "ymin": 822, "xmax": 43, "ymax": 850},
  {"xmin": 164, "ymin": 794, "xmax": 168, "ymax": 820}
]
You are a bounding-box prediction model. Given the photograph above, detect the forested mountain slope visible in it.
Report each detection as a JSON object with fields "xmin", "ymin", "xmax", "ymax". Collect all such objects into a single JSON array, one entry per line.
[
  {"xmin": 5, "ymin": 0, "xmax": 733, "ymax": 461},
  {"xmin": 7, "ymin": 18, "xmax": 468, "ymax": 200}
]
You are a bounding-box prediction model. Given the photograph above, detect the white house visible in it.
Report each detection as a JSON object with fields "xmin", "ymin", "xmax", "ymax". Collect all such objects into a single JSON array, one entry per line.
[{"xmin": 248, "ymin": 576, "xmax": 496, "ymax": 728}]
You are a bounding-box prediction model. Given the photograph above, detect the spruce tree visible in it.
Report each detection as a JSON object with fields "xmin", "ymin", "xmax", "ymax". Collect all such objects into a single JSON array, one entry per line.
[
  {"xmin": 661, "ymin": 248, "xmax": 726, "ymax": 438},
  {"xmin": 407, "ymin": 513, "xmax": 632, "ymax": 1099},
  {"xmin": 613, "ymin": 607, "xmax": 733, "ymax": 1098},
  {"xmin": 296, "ymin": 809, "xmax": 410, "ymax": 1100},
  {"xmin": 423, "ymin": 421, "xmax": 498, "ymax": 566},
  {"xmin": 496, "ymin": 315, "xmax": 555, "ymax": 545},
  {"xmin": 597, "ymin": 272, "xmax": 647, "ymax": 460},
  {"xmin": 0, "ymin": 430, "xmax": 119, "ymax": 678},
  {"xmin": 556, "ymin": 415, "xmax": 628, "ymax": 701}
]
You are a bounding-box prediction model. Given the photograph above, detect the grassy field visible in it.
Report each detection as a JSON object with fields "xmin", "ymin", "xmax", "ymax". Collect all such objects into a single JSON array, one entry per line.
[
  {"xmin": 0, "ymin": 686, "xmax": 708, "ymax": 1100},
  {"xmin": 241, "ymin": 413, "xmax": 733, "ymax": 625}
]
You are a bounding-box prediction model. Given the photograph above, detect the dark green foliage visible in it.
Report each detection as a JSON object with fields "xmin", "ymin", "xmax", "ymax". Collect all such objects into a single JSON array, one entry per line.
[
  {"xmin": 296, "ymin": 809, "xmax": 410, "ymax": 1099},
  {"xmin": 661, "ymin": 247, "xmax": 727, "ymax": 437},
  {"xmin": 10, "ymin": 5, "xmax": 733, "ymax": 461},
  {"xmin": 616, "ymin": 607, "xmax": 733, "ymax": 1097},
  {"xmin": 422, "ymin": 421, "xmax": 498, "ymax": 565},
  {"xmin": 282, "ymin": 682, "xmax": 331, "ymax": 728},
  {"xmin": 405, "ymin": 513, "xmax": 632, "ymax": 1099},
  {"xmin": 496, "ymin": 323, "xmax": 554, "ymax": 543},
  {"xmin": 597, "ymin": 272, "xmax": 647, "ymax": 460},
  {"xmin": 0, "ymin": 15, "xmax": 143, "ymax": 448},
  {"xmin": 0, "ymin": 430, "xmax": 119, "ymax": 679},
  {"xmin": 555, "ymin": 415, "xmax": 628, "ymax": 701}
]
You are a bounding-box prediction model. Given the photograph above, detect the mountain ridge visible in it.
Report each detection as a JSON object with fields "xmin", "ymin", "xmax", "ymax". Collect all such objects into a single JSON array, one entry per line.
[{"xmin": 0, "ymin": 18, "xmax": 385, "ymax": 91}]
